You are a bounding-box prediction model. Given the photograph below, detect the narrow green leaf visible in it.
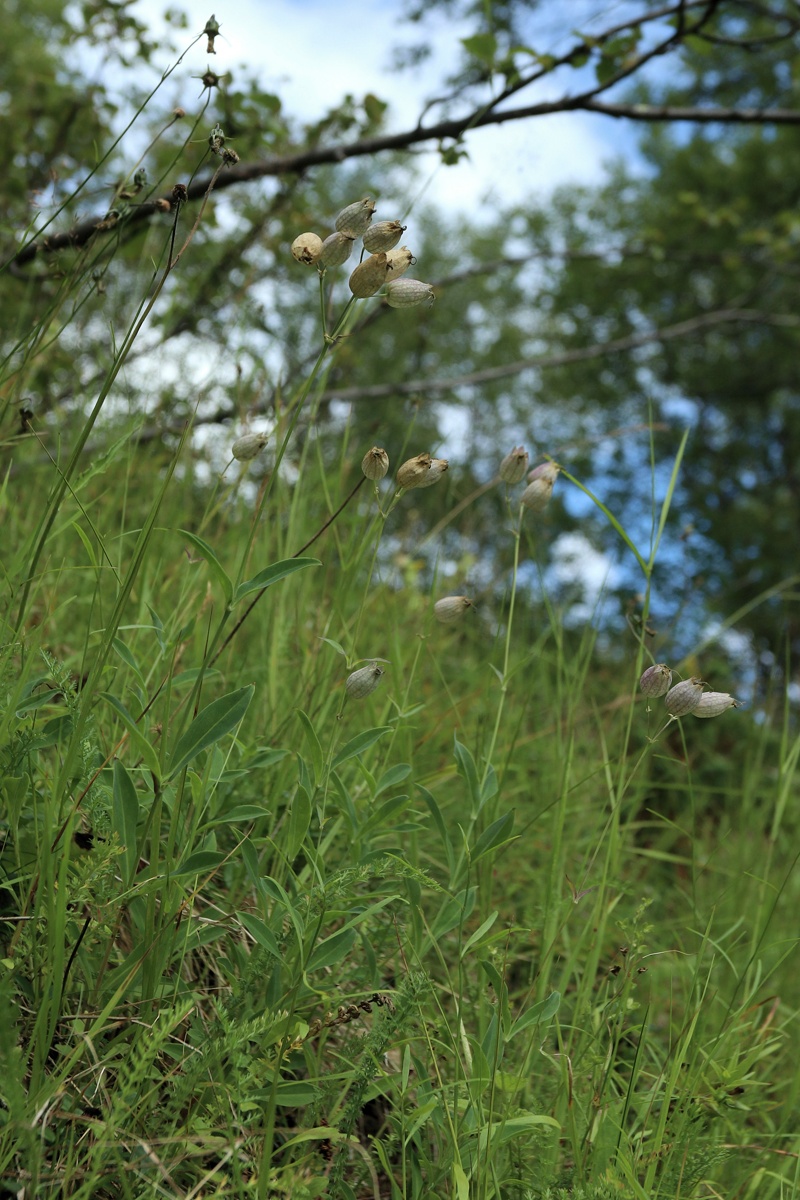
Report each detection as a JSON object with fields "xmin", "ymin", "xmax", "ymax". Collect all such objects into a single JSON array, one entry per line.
[
  {"xmin": 454, "ymin": 737, "xmax": 482, "ymax": 815},
  {"xmin": 558, "ymin": 470, "xmax": 648, "ymax": 576},
  {"xmin": 233, "ymin": 557, "xmax": 320, "ymax": 604},
  {"xmin": 100, "ymin": 692, "xmax": 161, "ymax": 778},
  {"xmin": 209, "ymin": 805, "xmax": 270, "ymax": 824},
  {"xmin": 238, "ymin": 910, "xmax": 281, "ymax": 959},
  {"xmin": 510, "ymin": 991, "xmax": 561, "ymax": 1038},
  {"xmin": 112, "ymin": 759, "xmax": 140, "ymax": 885},
  {"xmin": 168, "ymin": 685, "xmax": 254, "ymax": 779},
  {"xmin": 471, "ymin": 810, "xmax": 515, "ymax": 865},
  {"xmin": 374, "ymin": 763, "xmax": 412, "ymax": 796},
  {"xmin": 173, "ymin": 850, "xmax": 226, "ymax": 877},
  {"xmin": 306, "ymin": 927, "xmax": 356, "ymax": 973},
  {"xmin": 179, "ymin": 529, "xmax": 233, "ymax": 605},
  {"xmin": 286, "ymin": 788, "xmax": 312, "ymax": 860},
  {"xmin": 296, "ymin": 710, "xmax": 323, "ymax": 787},
  {"xmin": 332, "ymin": 726, "xmax": 391, "ymax": 769},
  {"xmin": 112, "ymin": 637, "xmax": 144, "ymax": 682}
]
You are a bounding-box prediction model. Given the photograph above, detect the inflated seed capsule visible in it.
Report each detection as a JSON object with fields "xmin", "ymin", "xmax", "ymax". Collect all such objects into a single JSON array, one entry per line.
[
  {"xmin": 499, "ymin": 446, "xmax": 529, "ymax": 484},
  {"xmin": 363, "ymin": 220, "xmax": 406, "ymax": 253},
  {"xmin": 385, "ymin": 246, "xmax": 415, "ymax": 278},
  {"xmin": 291, "ymin": 232, "xmax": 323, "ymax": 265},
  {"xmin": 639, "ymin": 663, "xmax": 673, "ymax": 698},
  {"xmin": 335, "ymin": 197, "xmax": 376, "ymax": 236},
  {"xmin": 664, "ymin": 677, "xmax": 705, "ymax": 717},
  {"xmin": 692, "ymin": 691, "xmax": 738, "ymax": 718},
  {"xmin": 361, "ymin": 446, "xmax": 390, "ymax": 480},
  {"xmin": 232, "ymin": 432, "xmax": 269, "ymax": 461},
  {"xmin": 521, "ymin": 462, "xmax": 560, "ymax": 513},
  {"xmin": 345, "ymin": 662, "xmax": 384, "ymax": 698},
  {"xmin": 318, "ymin": 231, "xmax": 355, "ymax": 268},
  {"xmin": 386, "ymin": 278, "xmax": 435, "ymax": 308},
  {"xmin": 349, "ymin": 253, "xmax": 389, "ymax": 298},
  {"xmin": 397, "ymin": 452, "xmax": 431, "ymax": 489},
  {"xmin": 434, "ymin": 596, "xmax": 473, "ymax": 624},
  {"xmin": 417, "ymin": 457, "xmax": 448, "ymax": 488}
]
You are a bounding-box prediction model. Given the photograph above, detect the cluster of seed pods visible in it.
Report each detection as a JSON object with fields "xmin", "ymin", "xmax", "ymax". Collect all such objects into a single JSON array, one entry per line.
[{"xmin": 639, "ymin": 664, "xmax": 738, "ymax": 719}]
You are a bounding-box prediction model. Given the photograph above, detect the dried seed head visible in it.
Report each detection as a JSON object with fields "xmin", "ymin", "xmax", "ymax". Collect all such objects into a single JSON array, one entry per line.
[
  {"xmin": 318, "ymin": 231, "xmax": 355, "ymax": 268},
  {"xmin": 385, "ymin": 246, "xmax": 415, "ymax": 278},
  {"xmin": 639, "ymin": 663, "xmax": 673, "ymax": 698},
  {"xmin": 434, "ymin": 596, "xmax": 473, "ymax": 624},
  {"xmin": 664, "ymin": 677, "xmax": 705, "ymax": 717},
  {"xmin": 386, "ymin": 278, "xmax": 435, "ymax": 308},
  {"xmin": 692, "ymin": 691, "xmax": 739, "ymax": 718},
  {"xmin": 499, "ymin": 446, "xmax": 529, "ymax": 484},
  {"xmin": 362, "ymin": 446, "xmax": 390, "ymax": 480},
  {"xmin": 349, "ymin": 252, "xmax": 389, "ymax": 298},
  {"xmin": 520, "ymin": 464, "xmax": 559, "ymax": 513},
  {"xmin": 363, "ymin": 220, "xmax": 406, "ymax": 253},
  {"xmin": 335, "ymin": 197, "xmax": 376, "ymax": 236},
  {"xmin": 291, "ymin": 232, "xmax": 323, "ymax": 265},
  {"xmin": 232, "ymin": 432, "xmax": 269, "ymax": 462},
  {"xmin": 154, "ymin": 197, "xmax": 171, "ymax": 213},
  {"xmin": 417, "ymin": 457, "xmax": 449, "ymax": 488},
  {"xmin": 397, "ymin": 452, "xmax": 432, "ymax": 489},
  {"xmin": 345, "ymin": 662, "xmax": 385, "ymax": 699}
]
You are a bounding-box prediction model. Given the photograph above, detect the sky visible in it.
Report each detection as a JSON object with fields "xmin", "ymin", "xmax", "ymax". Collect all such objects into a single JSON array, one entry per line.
[{"xmin": 133, "ymin": 0, "xmax": 634, "ymax": 214}]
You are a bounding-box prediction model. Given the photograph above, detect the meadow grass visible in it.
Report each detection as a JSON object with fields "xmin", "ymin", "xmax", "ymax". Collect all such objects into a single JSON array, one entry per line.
[{"xmin": 2, "ymin": 54, "xmax": 800, "ymax": 1200}]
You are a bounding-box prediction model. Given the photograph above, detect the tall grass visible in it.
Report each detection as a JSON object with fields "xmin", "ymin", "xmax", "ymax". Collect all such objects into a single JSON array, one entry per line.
[{"xmin": 2, "ymin": 23, "xmax": 800, "ymax": 1200}]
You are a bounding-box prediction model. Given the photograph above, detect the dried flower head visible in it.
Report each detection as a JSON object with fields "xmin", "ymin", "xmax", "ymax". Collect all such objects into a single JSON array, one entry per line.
[
  {"xmin": 417, "ymin": 457, "xmax": 449, "ymax": 488},
  {"xmin": 499, "ymin": 446, "xmax": 529, "ymax": 485},
  {"xmin": 154, "ymin": 197, "xmax": 171, "ymax": 213},
  {"xmin": 397, "ymin": 453, "xmax": 432, "ymax": 490},
  {"xmin": 345, "ymin": 662, "xmax": 385, "ymax": 699},
  {"xmin": 386, "ymin": 278, "xmax": 435, "ymax": 308},
  {"xmin": 318, "ymin": 231, "xmax": 355, "ymax": 268},
  {"xmin": 349, "ymin": 253, "xmax": 389, "ymax": 298},
  {"xmin": 232, "ymin": 432, "xmax": 269, "ymax": 462},
  {"xmin": 362, "ymin": 446, "xmax": 390, "ymax": 480},
  {"xmin": 521, "ymin": 463, "xmax": 559, "ymax": 513},
  {"xmin": 335, "ymin": 197, "xmax": 376, "ymax": 237},
  {"xmin": 434, "ymin": 596, "xmax": 473, "ymax": 624},
  {"xmin": 363, "ymin": 220, "xmax": 406, "ymax": 253},
  {"xmin": 692, "ymin": 691, "xmax": 739, "ymax": 718},
  {"xmin": 291, "ymin": 232, "xmax": 323, "ymax": 265},
  {"xmin": 385, "ymin": 246, "xmax": 415, "ymax": 278},
  {"xmin": 639, "ymin": 663, "xmax": 673, "ymax": 698},
  {"xmin": 664, "ymin": 677, "xmax": 705, "ymax": 717}
]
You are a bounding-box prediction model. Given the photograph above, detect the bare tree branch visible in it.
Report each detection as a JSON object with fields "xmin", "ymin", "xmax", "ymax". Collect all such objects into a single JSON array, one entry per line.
[{"xmin": 320, "ymin": 309, "xmax": 800, "ymax": 401}]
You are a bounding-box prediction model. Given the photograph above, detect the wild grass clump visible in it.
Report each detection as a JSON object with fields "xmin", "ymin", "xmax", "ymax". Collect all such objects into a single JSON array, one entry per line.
[{"xmin": 1, "ymin": 18, "xmax": 799, "ymax": 1200}]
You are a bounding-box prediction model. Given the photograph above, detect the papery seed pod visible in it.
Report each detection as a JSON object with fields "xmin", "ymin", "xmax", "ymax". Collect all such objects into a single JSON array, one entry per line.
[
  {"xmin": 386, "ymin": 278, "xmax": 435, "ymax": 308},
  {"xmin": 417, "ymin": 457, "xmax": 448, "ymax": 488},
  {"xmin": 521, "ymin": 461, "xmax": 560, "ymax": 511},
  {"xmin": 385, "ymin": 246, "xmax": 415, "ymax": 278},
  {"xmin": 363, "ymin": 220, "xmax": 406, "ymax": 253},
  {"xmin": 499, "ymin": 446, "xmax": 529, "ymax": 484},
  {"xmin": 291, "ymin": 232, "xmax": 323, "ymax": 265},
  {"xmin": 397, "ymin": 452, "xmax": 431, "ymax": 489},
  {"xmin": 639, "ymin": 663, "xmax": 673, "ymax": 698},
  {"xmin": 154, "ymin": 197, "xmax": 171, "ymax": 213},
  {"xmin": 664, "ymin": 677, "xmax": 705, "ymax": 717},
  {"xmin": 335, "ymin": 197, "xmax": 376, "ymax": 236},
  {"xmin": 232, "ymin": 432, "xmax": 269, "ymax": 461},
  {"xmin": 318, "ymin": 231, "xmax": 355, "ymax": 268},
  {"xmin": 349, "ymin": 253, "xmax": 389, "ymax": 298},
  {"xmin": 434, "ymin": 596, "xmax": 473, "ymax": 624},
  {"xmin": 692, "ymin": 691, "xmax": 739, "ymax": 718},
  {"xmin": 361, "ymin": 446, "xmax": 390, "ymax": 480},
  {"xmin": 345, "ymin": 662, "xmax": 384, "ymax": 698}
]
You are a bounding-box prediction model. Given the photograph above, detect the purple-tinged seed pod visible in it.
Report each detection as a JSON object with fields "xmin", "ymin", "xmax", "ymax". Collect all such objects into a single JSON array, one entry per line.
[
  {"xmin": 397, "ymin": 453, "xmax": 432, "ymax": 489},
  {"xmin": 349, "ymin": 253, "xmax": 389, "ymax": 298},
  {"xmin": 386, "ymin": 278, "xmax": 435, "ymax": 308},
  {"xmin": 345, "ymin": 662, "xmax": 384, "ymax": 699},
  {"xmin": 692, "ymin": 692, "xmax": 739, "ymax": 718},
  {"xmin": 664, "ymin": 677, "xmax": 705, "ymax": 717},
  {"xmin": 335, "ymin": 197, "xmax": 376, "ymax": 236},
  {"xmin": 434, "ymin": 596, "xmax": 473, "ymax": 624},
  {"xmin": 499, "ymin": 446, "xmax": 529, "ymax": 484},
  {"xmin": 362, "ymin": 446, "xmax": 389, "ymax": 480},
  {"xmin": 318, "ymin": 231, "xmax": 355, "ymax": 268},
  {"xmin": 639, "ymin": 663, "xmax": 673, "ymax": 698},
  {"xmin": 363, "ymin": 220, "xmax": 406, "ymax": 253}
]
